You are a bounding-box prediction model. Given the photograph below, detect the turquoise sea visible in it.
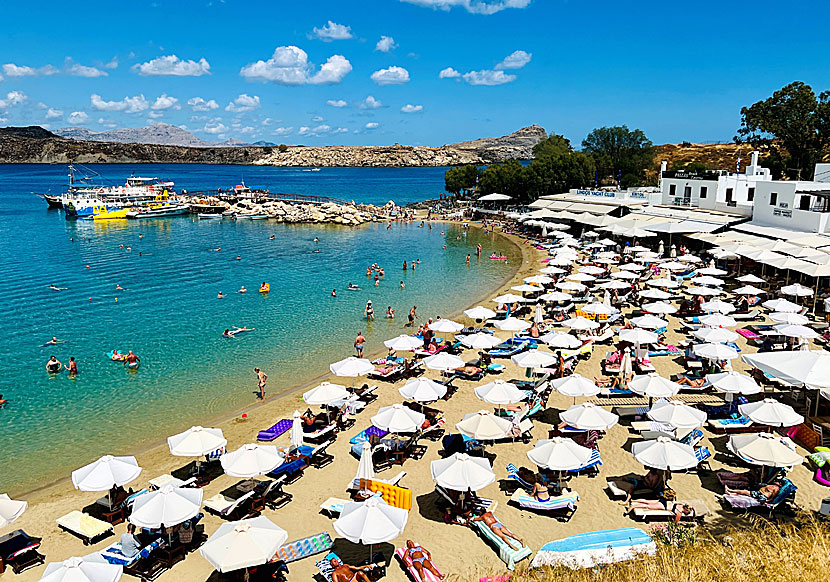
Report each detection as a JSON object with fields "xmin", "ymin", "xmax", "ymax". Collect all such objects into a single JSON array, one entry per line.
[{"xmin": 0, "ymin": 164, "xmax": 520, "ymax": 493}]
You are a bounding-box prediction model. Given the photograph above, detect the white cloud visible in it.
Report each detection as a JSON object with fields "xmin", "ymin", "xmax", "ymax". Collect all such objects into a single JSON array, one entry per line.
[
  {"xmin": 273, "ymin": 127, "xmax": 294, "ymax": 136},
  {"xmin": 298, "ymin": 124, "xmax": 347, "ymax": 137},
  {"xmin": 311, "ymin": 21, "xmax": 353, "ymax": 41},
  {"xmin": 0, "ymin": 91, "xmax": 28, "ymax": 108},
  {"xmin": 240, "ymin": 46, "xmax": 352, "ymax": 85},
  {"xmin": 90, "ymin": 93, "xmax": 150, "ymax": 113},
  {"xmin": 439, "ymin": 67, "xmax": 461, "ymax": 79},
  {"xmin": 0, "ymin": 117, "xmax": 6, "ymax": 123},
  {"xmin": 104, "ymin": 57, "xmax": 119, "ymax": 69},
  {"xmin": 225, "ymin": 94, "xmax": 261, "ymax": 112},
  {"xmin": 152, "ymin": 94, "xmax": 180, "ymax": 110},
  {"xmin": 400, "ymin": 0, "xmax": 531, "ymax": 14},
  {"xmin": 239, "ymin": 126, "xmax": 256, "ymax": 135},
  {"xmin": 202, "ymin": 119, "xmax": 227, "ymax": 134},
  {"xmin": 98, "ymin": 117, "xmax": 118, "ymax": 128},
  {"xmin": 359, "ymin": 95, "xmax": 382, "ymax": 109},
  {"xmin": 312, "ymin": 115, "xmax": 324, "ymax": 122},
  {"xmin": 66, "ymin": 59, "xmax": 108, "ymax": 77},
  {"xmin": 462, "ymin": 70, "xmax": 516, "ymax": 85},
  {"xmin": 45, "ymin": 108, "xmax": 63, "ymax": 120},
  {"xmin": 376, "ymin": 36, "xmax": 397, "ymax": 52},
  {"xmin": 187, "ymin": 97, "xmax": 219, "ymax": 112},
  {"xmin": 365, "ymin": 122, "xmax": 379, "ymax": 129},
  {"xmin": 326, "ymin": 99, "xmax": 348, "ymax": 108},
  {"xmin": 67, "ymin": 111, "xmax": 89, "ymax": 125},
  {"xmin": 40, "ymin": 65, "xmax": 60, "ymax": 76},
  {"xmin": 495, "ymin": 50, "xmax": 531, "ymax": 70},
  {"xmin": 370, "ymin": 66, "xmax": 410, "ymax": 85},
  {"xmin": 133, "ymin": 55, "xmax": 211, "ymax": 76},
  {"xmin": 148, "ymin": 111, "xmax": 164, "ymax": 119},
  {"xmin": 401, "ymin": 104, "xmax": 423, "ymax": 113},
  {"xmin": 2, "ymin": 64, "xmax": 38, "ymax": 77}
]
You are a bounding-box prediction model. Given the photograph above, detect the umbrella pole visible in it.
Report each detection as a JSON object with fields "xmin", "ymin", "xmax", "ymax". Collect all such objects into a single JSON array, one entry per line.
[{"xmin": 813, "ymin": 277, "xmax": 820, "ymax": 316}]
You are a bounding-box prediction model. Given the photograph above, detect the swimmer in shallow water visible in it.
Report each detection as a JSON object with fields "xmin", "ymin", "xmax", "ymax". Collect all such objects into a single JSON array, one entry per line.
[
  {"xmin": 45, "ymin": 355, "xmax": 62, "ymax": 373},
  {"xmin": 65, "ymin": 356, "xmax": 78, "ymax": 376},
  {"xmin": 269, "ymin": 235, "xmax": 275, "ymax": 240},
  {"xmin": 331, "ymin": 289, "xmax": 337, "ymax": 297},
  {"xmin": 239, "ymin": 286, "xmax": 247, "ymax": 293},
  {"xmin": 116, "ymin": 284, "xmax": 124, "ymax": 290},
  {"xmin": 347, "ymin": 283, "xmax": 360, "ymax": 290},
  {"xmin": 217, "ymin": 291, "xmax": 224, "ymax": 299},
  {"xmin": 44, "ymin": 336, "xmax": 64, "ymax": 346},
  {"xmin": 49, "ymin": 284, "xmax": 68, "ymax": 291}
]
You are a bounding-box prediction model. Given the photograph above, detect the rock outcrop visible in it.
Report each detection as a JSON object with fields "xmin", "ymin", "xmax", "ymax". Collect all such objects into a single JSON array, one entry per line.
[{"xmin": 216, "ymin": 199, "xmax": 396, "ymax": 225}]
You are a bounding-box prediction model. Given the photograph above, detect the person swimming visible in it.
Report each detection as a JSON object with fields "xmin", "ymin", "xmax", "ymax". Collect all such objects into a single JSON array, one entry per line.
[
  {"xmin": 331, "ymin": 289, "xmax": 337, "ymax": 297},
  {"xmin": 49, "ymin": 284, "xmax": 68, "ymax": 291},
  {"xmin": 115, "ymin": 284, "xmax": 124, "ymax": 290},
  {"xmin": 239, "ymin": 286, "xmax": 247, "ymax": 293},
  {"xmin": 269, "ymin": 235, "xmax": 275, "ymax": 240},
  {"xmin": 45, "ymin": 356, "xmax": 62, "ymax": 374},
  {"xmin": 44, "ymin": 336, "xmax": 63, "ymax": 346},
  {"xmin": 65, "ymin": 356, "xmax": 78, "ymax": 376},
  {"xmin": 217, "ymin": 291, "xmax": 225, "ymax": 298},
  {"xmin": 347, "ymin": 283, "xmax": 360, "ymax": 290},
  {"xmin": 225, "ymin": 326, "xmax": 254, "ymax": 337}
]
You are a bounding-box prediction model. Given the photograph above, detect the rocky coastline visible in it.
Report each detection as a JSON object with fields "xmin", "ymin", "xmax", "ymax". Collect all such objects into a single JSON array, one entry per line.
[{"xmin": 201, "ymin": 199, "xmax": 399, "ymax": 225}]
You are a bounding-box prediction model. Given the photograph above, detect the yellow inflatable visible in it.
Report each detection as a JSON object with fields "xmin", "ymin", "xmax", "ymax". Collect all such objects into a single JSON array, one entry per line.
[
  {"xmin": 259, "ymin": 283, "xmax": 270, "ymax": 293},
  {"xmin": 359, "ymin": 479, "xmax": 412, "ymax": 510}
]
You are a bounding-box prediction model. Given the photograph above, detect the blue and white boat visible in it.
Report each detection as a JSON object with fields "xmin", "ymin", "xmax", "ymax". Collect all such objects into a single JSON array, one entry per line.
[
  {"xmin": 61, "ymin": 166, "xmax": 176, "ymax": 218},
  {"xmin": 530, "ymin": 527, "xmax": 656, "ymax": 569}
]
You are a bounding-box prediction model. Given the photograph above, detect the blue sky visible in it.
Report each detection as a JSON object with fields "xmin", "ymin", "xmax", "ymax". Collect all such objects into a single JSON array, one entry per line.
[{"xmin": 0, "ymin": 0, "xmax": 828, "ymax": 146}]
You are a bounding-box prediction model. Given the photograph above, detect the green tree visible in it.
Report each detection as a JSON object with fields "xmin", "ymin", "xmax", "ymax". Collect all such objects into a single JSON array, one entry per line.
[
  {"xmin": 444, "ymin": 164, "xmax": 479, "ymax": 194},
  {"xmin": 526, "ymin": 151, "xmax": 594, "ymax": 198},
  {"xmin": 581, "ymin": 125, "xmax": 653, "ymax": 184},
  {"xmin": 532, "ymin": 133, "xmax": 573, "ymax": 158},
  {"xmin": 478, "ymin": 159, "xmax": 529, "ymax": 201},
  {"xmin": 736, "ymin": 81, "xmax": 830, "ymax": 179}
]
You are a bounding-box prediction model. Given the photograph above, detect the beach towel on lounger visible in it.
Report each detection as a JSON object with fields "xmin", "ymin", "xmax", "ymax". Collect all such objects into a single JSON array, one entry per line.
[
  {"xmin": 509, "ymin": 489, "xmax": 579, "ymax": 512},
  {"xmin": 99, "ymin": 538, "xmax": 163, "ymax": 566},
  {"xmin": 472, "ymin": 519, "xmax": 532, "ymax": 570},
  {"xmin": 395, "ymin": 546, "xmax": 443, "ymax": 582}
]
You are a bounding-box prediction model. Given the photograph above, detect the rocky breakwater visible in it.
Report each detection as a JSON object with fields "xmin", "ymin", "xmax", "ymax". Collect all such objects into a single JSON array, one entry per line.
[{"xmin": 226, "ymin": 199, "xmax": 395, "ymax": 225}]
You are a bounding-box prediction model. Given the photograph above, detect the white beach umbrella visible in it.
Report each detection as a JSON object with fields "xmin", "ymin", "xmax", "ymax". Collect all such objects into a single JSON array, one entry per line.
[
  {"xmin": 629, "ymin": 375, "xmax": 681, "ymax": 399},
  {"xmin": 647, "ymin": 278, "xmax": 680, "ymax": 289},
  {"xmin": 678, "ymin": 254, "xmax": 701, "ymax": 263},
  {"xmin": 423, "ymin": 352, "xmax": 465, "ymax": 371},
  {"xmin": 72, "ymin": 456, "xmax": 142, "ymax": 492},
  {"xmin": 619, "ymin": 263, "xmax": 646, "ymax": 271},
  {"xmin": 781, "ymin": 283, "xmax": 814, "ymax": 297},
  {"xmin": 742, "ymin": 350, "xmax": 830, "ymax": 390},
  {"xmin": 544, "ymin": 257, "xmax": 573, "ymax": 266},
  {"xmin": 647, "ymin": 400, "xmax": 707, "ymax": 429},
  {"xmin": 475, "ymin": 380, "xmax": 525, "ymax": 404},
  {"xmin": 700, "ymin": 299, "xmax": 735, "ymax": 314},
  {"xmin": 201, "ymin": 516, "xmax": 288, "ymax": 573},
  {"xmin": 540, "ymin": 331, "xmax": 582, "ymax": 349},
  {"xmin": 556, "ymin": 281, "xmax": 588, "ymax": 292},
  {"xmin": 642, "ymin": 302, "xmax": 678, "ymax": 315},
  {"xmin": 460, "ymin": 332, "xmax": 503, "ymax": 350},
  {"xmin": 638, "ymin": 288, "xmax": 672, "ymax": 300},
  {"xmin": 334, "ymin": 497, "xmax": 408, "ymax": 545},
  {"xmin": 610, "ymin": 270, "xmax": 638, "ymax": 280},
  {"xmin": 493, "ymin": 293, "xmax": 527, "ymax": 304},
  {"xmin": 464, "ymin": 306, "xmax": 497, "ymax": 320},
  {"xmin": 629, "ymin": 245, "xmax": 651, "ymax": 252},
  {"xmin": 686, "ymin": 286, "xmax": 722, "ymax": 296},
  {"xmin": 579, "ymin": 266, "xmax": 606, "ymax": 275},
  {"xmin": 511, "ymin": 350, "xmax": 557, "ymax": 369},
  {"xmin": 620, "ymin": 349, "xmax": 633, "ymax": 378},
  {"xmin": 727, "ymin": 433, "xmax": 801, "ymax": 467},
  {"xmin": 220, "ymin": 444, "xmax": 282, "ymax": 478},
  {"xmin": 290, "ymin": 411, "xmax": 303, "ymax": 449},
  {"xmin": 697, "ymin": 267, "xmax": 728, "ymax": 276},
  {"xmin": 581, "ymin": 302, "xmax": 618, "ymax": 315},
  {"xmin": 567, "ymin": 273, "xmax": 596, "ymax": 282},
  {"xmin": 40, "ymin": 557, "xmax": 122, "ymax": 582},
  {"xmin": 0, "ymin": 494, "xmax": 27, "ymax": 528},
  {"xmin": 693, "ymin": 342, "xmax": 739, "ymax": 360},
  {"xmin": 456, "ymin": 410, "xmax": 513, "ymax": 440},
  {"xmin": 494, "ymin": 317, "xmax": 531, "ymax": 332},
  {"xmin": 384, "ymin": 335, "xmax": 423, "ymax": 351},
  {"xmin": 168, "ymin": 426, "xmax": 227, "ymax": 458},
  {"xmin": 527, "ymin": 437, "xmax": 593, "ymax": 471},
  {"xmin": 598, "ymin": 280, "xmax": 631, "ymax": 290},
  {"xmin": 660, "ymin": 261, "xmax": 688, "ymax": 271},
  {"xmin": 559, "ymin": 402, "xmax": 619, "ymax": 430},
  {"xmin": 776, "ymin": 324, "xmax": 819, "ymax": 339},
  {"xmin": 619, "ymin": 328, "xmax": 659, "ymax": 345},
  {"xmin": 739, "ymin": 398, "xmax": 804, "ymax": 427},
  {"xmin": 630, "ymin": 315, "xmax": 668, "ymax": 329},
  {"xmin": 399, "ymin": 377, "xmax": 447, "ymax": 402},
  {"xmin": 562, "ymin": 316, "xmax": 600, "ymax": 330},
  {"xmin": 540, "ymin": 266, "xmax": 567, "ymax": 275},
  {"xmin": 762, "ymin": 298, "xmax": 802, "ymax": 313},
  {"xmin": 330, "ymin": 357, "xmax": 374, "ymax": 378},
  {"xmin": 129, "ymin": 484, "xmax": 203, "ymax": 529},
  {"xmin": 355, "ymin": 441, "xmax": 374, "ymax": 482},
  {"xmin": 738, "ymin": 274, "xmax": 766, "ymax": 283},
  {"xmin": 698, "ymin": 313, "xmax": 737, "ymax": 327},
  {"xmin": 429, "ymin": 318, "xmax": 464, "ymax": 333},
  {"xmin": 770, "ymin": 312, "xmax": 809, "ymax": 325},
  {"xmin": 525, "ymin": 275, "xmax": 554, "ymax": 285},
  {"xmin": 511, "ymin": 284, "xmax": 544, "ymax": 294},
  {"xmin": 702, "ymin": 371, "xmax": 762, "ymax": 395},
  {"xmin": 371, "ymin": 404, "xmax": 425, "ymax": 433},
  {"xmin": 551, "ymin": 374, "xmax": 600, "ymax": 398},
  {"xmin": 734, "ymin": 285, "xmax": 766, "ymax": 295},
  {"xmin": 692, "ymin": 327, "xmax": 739, "ymax": 343},
  {"xmin": 430, "ymin": 453, "xmax": 495, "ymax": 491},
  {"xmin": 693, "ymin": 275, "xmax": 725, "ymax": 286},
  {"xmin": 632, "ymin": 437, "xmax": 698, "ymax": 471},
  {"xmin": 303, "ymin": 381, "xmax": 349, "ymax": 405},
  {"xmin": 539, "ymin": 291, "xmax": 573, "ymax": 302}
]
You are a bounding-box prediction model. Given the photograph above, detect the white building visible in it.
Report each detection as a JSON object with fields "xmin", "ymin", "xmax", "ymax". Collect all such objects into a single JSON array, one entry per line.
[{"xmin": 747, "ymin": 177, "xmax": 830, "ymax": 233}]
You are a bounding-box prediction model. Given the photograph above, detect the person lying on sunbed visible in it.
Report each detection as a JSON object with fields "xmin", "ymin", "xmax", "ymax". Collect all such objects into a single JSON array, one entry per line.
[
  {"xmin": 330, "ymin": 558, "xmax": 372, "ymax": 582},
  {"xmin": 404, "ymin": 540, "xmax": 445, "ymax": 581},
  {"xmin": 724, "ymin": 482, "xmax": 780, "ymax": 503},
  {"xmin": 621, "ymin": 468, "xmax": 666, "ymax": 502},
  {"xmin": 301, "ymin": 410, "xmax": 328, "ymax": 432},
  {"xmin": 626, "ymin": 499, "xmax": 695, "ymax": 523},
  {"xmin": 676, "ymin": 375, "xmax": 705, "ymax": 388},
  {"xmin": 470, "ymin": 511, "xmax": 524, "ymax": 548},
  {"xmin": 452, "ymin": 365, "xmax": 482, "ymax": 378}
]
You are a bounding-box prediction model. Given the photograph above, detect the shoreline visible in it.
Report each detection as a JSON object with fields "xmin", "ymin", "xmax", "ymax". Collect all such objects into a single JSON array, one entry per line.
[{"xmin": 14, "ymin": 218, "xmax": 527, "ymax": 500}]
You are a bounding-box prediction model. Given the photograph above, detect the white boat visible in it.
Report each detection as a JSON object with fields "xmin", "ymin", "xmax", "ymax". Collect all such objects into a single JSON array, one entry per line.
[
  {"xmin": 198, "ymin": 213, "xmax": 223, "ymax": 219},
  {"xmin": 237, "ymin": 214, "xmax": 269, "ymax": 220},
  {"xmin": 61, "ymin": 167, "xmax": 176, "ymax": 218},
  {"xmin": 126, "ymin": 203, "xmax": 189, "ymax": 219}
]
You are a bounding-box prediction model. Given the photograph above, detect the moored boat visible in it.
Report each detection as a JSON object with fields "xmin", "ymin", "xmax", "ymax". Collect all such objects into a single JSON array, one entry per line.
[
  {"xmin": 198, "ymin": 213, "xmax": 223, "ymax": 219},
  {"xmin": 126, "ymin": 203, "xmax": 189, "ymax": 219}
]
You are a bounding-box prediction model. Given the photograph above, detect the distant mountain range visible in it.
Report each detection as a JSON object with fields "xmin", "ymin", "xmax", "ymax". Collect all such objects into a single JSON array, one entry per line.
[{"xmin": 53, "ymin": 123, "xmax": 251, "ymax": 148}]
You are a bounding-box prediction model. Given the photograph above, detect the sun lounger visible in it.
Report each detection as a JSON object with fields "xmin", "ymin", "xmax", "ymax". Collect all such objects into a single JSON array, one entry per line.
[
  {"xmin": 98, "ymin": 538, "xmax": 164, "ymax": 567},
  {"xmin": 319, "ymin": 497, "xmax": 350, "ymax": 517},
  {"xmin": 303, "ymin": 423, "xmax": 337, "ymax": 444},
  {"xmin": 395, "ymin": 546, "xmax": 443, "ymax": 582},
  {"xmin": 0, "ymin": 530, "xmax": 45, "ymax": 575},
  {"xmin": 606, "ymin": 480, "xmax": 651, "ymax": 500},
  {"xmin": 349, "ymin": 425, "xmax": 388, "ymax": 445},
  {"xmin": 472, "ymin": 518, "xmax": 532, "ymax": 570},
  {"xmin": 708, "ymin": 417, "xmax": 754, "ymax": 434},
  {"xmin": 508, "ymin": 489, "xmax": 579, "ymax": 519},
  {"xmin": 530, "ymin": 527, "xmax": 656, "ymax": 569},
  {"xmin": 56, "ymin": 510, "xmax": 113, "ymax": 545},
  {"xmin": 272, "ymin": 532, "xmax": 334, "ymax": 564},
  {"xmin": 309, "ymin": 441, "xmax": 335, "ymax": 469},
  {"xmin": 505, "ymin": 463, "xmax": 534, "ymax": 492},
  {"xmin": 631, "ymin": 421, "xmax": 674, "ymax": 435},
  {"xmin": 204, "ymin": 490, "xmax": 255, "ymax": 519},
  {"xmin": 257, "ymin": 418, "xmax": 292, "ymax": 442},
  {"xmin": 733, "ymin": 309, "xmax": 762, "ymax": 321},
  {"xmin": 569, "ymin": 448, "xmax": 603, "ymax": 475},
  {"xmin": 489, "ymin": 338, "xmax": 536, "ymax": 358},
  {"xmin": 721, "ymin": 478, "xmax": 797, "ymax": 517},
  {"xmin": 614, "ymin": 405, "xmax": 650, "ymax": 419},
  {"xmin": 317, "ymin": 551, "xmax": 386, "ymax": 582},
  {"xmin": 631, "ymin": 500, "xmax": 710, "ymax": 522},
  {"xmin": 369, "ymin": 364, "xmax": 404, "ymax": 381},
  {"xmin": 561, "ymin": 343, "xmax": 593, "ymax": 362}
]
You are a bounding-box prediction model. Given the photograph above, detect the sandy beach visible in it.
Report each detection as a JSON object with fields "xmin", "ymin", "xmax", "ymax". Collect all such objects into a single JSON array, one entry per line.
[{"xmin": 8, "ymin": 219, "xmax": 829, "ymax": 582}]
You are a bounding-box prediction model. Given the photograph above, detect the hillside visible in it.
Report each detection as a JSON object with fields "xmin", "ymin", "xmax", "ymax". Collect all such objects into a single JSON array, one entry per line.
[
  {"xmin": 53, "ymin": 123, "xmax": 220, "ymax": 148},
  {"xmin": 654, "ymin": 141, "xmax": 758, "ymax": 171}
]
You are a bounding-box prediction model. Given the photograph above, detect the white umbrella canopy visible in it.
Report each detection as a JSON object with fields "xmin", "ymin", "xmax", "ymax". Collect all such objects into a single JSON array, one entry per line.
[
  {"xmin": 693, "ymin": 275, "xmax": 725, "ymax": 286},
  {"xmin": 620, "ymin": 349, "xmax": 633, "ymax": 378},
  {"xmin": 290, "ymin": 411, "xmax": 304, "ymax": 449},
  {"xmin": 556, "ymin": 281, "xmax": 588, "ymax": 292},
  {"xmin": 464, "ymin": 306, "xmax": 497, "ymax": 320},
  {"xmin": 512, "ymin": 284, "xmax": 545, "ymax": 294},
  {"xmin": 129, "ymin": 484, "xmax": 203, "ymax": 529},
  {"xmin": 220, "ymin": 444, "xmax": 282, "ymax": 478},
  {"xmin": 642, "ymin": 302, "xmax": 678, "ymax": 315},
  {"xmin": 201, "ymin": 516, "xmax": 288, "ymax": 573},
  {"xmin": 742, "ymin": 350, "xmax": 830, "ymax": 390},
  {"xmin": 660, "ymin": 261, "xmax": 688, "ymax": 271},
  {"xmin": 770, "ymin": 312, "xmax": 809, "ymax": 325},
  {"xmin": 460, "ymin": 332, "xmax": 503, "ymax": 350},
  {"xmin": 493, "ymin": 293, "xmax": 527, "ymax": 304},
  {"xmin": 423, "ymin": 352, "xmax": 465, "ymax": 371},
  {"xmin": 371, "ymin": 404, "xmax": 426, "ymax": 433},
  {"xmin": 384, "ymin": 335, "xmax": 423, "ymax": 351},
  {"xmin": 399, "ymin": 377, "xmax": 447, "ymax": 402},
  {"xmin": 581, "ymin": 302, "xmax": 618, "ymax": 315},
  {"xmin": 355, "ymin": 441, "xmax": 374, "ymax": 482},
  {"xmin": 638, "ymin": 288, "xmax": 672, "ymax": 300},
  {"xmin": 559, "ymin": 402, "xmax": 619, "ymax": 430},
  {"xmin": 539, "ymin": 291, "xmax": 573, "ymax": 302},
  {"xmin": 628, "ymin": 245, "xmax": 651, "ymax": 253},
  {"xmin": 733, "ymin": 285, "xmax": 766, "ymax": 295},
  {"xmin": 632, "ymin": 437, "xmax": 698, "ymax": 471},
  {"xmin": 475, "ymin": 380, "xmax": 526, "ymax": 404},
  {"xmin": 494, "ymin": 317, "xmax": 531, "ymax": 332},
  {"xmin": 40, "ymin": 557, "xmax": 122, "ymax": 582},
  {"xmin": 647, "ymin": 278, "xmax": 681, "ymax": 289},
  {"xmin": 544, "ymin": 257, "xmax": 574, "ymax": 266},
  {"xmin": 511, "ymin": 350, "xmax": 557, "ymax": 369},
  {"xmin": 737, "ymin": 273, "xmax": 766, "ymax": 283},
  {"xmin": 551, "ymin": 374, "xmax": 601, "ymax": 398},
  {"xmin": 562, "ymin": 316, "xmax": 600, "ymax": 330},
  {"xmin": 698, "ymin": 313, "xmax": 737, "ymax": 327},
  {"xmin": 692, "ymin": 327, "xmax": 739, "ymax": 343},
  {"xmin": 0, "ymin": 494, "xmax": 27, "ymax": 528},
  {"xmin": 456, "ymin": 410, "xmax": 513, "ymax": 440},
  {"xmin": 781, "ymin": 283, "xmax": 814, "ymax": 297},
  {"xmin": 330, "ymin": 357, "xmax": 375, "ymax": 378},
  {"xmin": 630, "ymin": 315, "xmax": 668, "ymax": 329},
  {"xmin": 628, "ymin": 375, "xmax": 681, "ymax": 399},
  {"xmin": 762, "ymin": 298, "xmax": 802, "ymax": 313},
  {"xmin": 540, "ymin": 266, "xmax": 567, "ymax": 275},
  {"xmin": 598, "ymin": 280, "xmax": 631, "ymax": 290},
  {"xmin": 539, "ymin": 331, "xmax": 582, "ymax": 349},
  {"xmin": 727, "ymin": 433, "xmax": 801, "ymax": 467},
  {"xmin": 334, "ymin": 497, "xmax": 408, "ymax": 545},
  {"xmin": 693, "ymin": 342, "xmax": 739, "ymax": 360},
  {"xmin": 678, "ymin": 254, "xmax": 701, "ymax": 263},
  {"xmin": 429, "ymin": 318, "xmax": 465, "ymax": 333},
  {"xmin": 619, "ymin": 263, "xmax": 646, "ymax": 271},
  {"xmin": 739, "ymin": 398, "xmax": 804, "ymax": 427},
  {"xmin": 702, "ymin": 371, "xmax": 762, "ymax": 395},
  {"xmin": 168, "ymin": 426, "xmax": 227, "ymax": 458},
  {"xmin": 525, "ymin": 275, "xmax": 554, "ymax": 285},
  {"xmin": 610, "ymin": 271, "xmax": 638, "ymax": 280},
  {"xmin": 647, "ymin": 400, "xmax": 707, "ymax": 429},
  {"xmin": 527, "ymin": 437, "xmax": 593, "ymax": 471},
  {"xmin": 430, "ymin": 453, "xmax": 495, "ymax": 491},
  {"xmin": 303, "ymin": 381, "xmax": 349, "ymax": 405},
  {"xmin": 72, "ymin": 456, "xmax": 142, "ymax": 492},
  {"xmin": 579, "ymin": 266, "xmax": 606, "ymax": 275},
  {"xmin": 619, "ymin": 328, "xmax": 659, "ymax": 345},
  {"xmin": 775, "ymin": 324, "xmax": 819, "ymax": 339},
  {"xmin": 697, "ymin": 267, "xmax": 728, "ymax": 276},
  {"xmin": 686, "ymin": 286, "xmax": 723, "ymax": 297},
  {"xmin": 700, "ymin": 299, "xmax": 735, "ymax": 314}
]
